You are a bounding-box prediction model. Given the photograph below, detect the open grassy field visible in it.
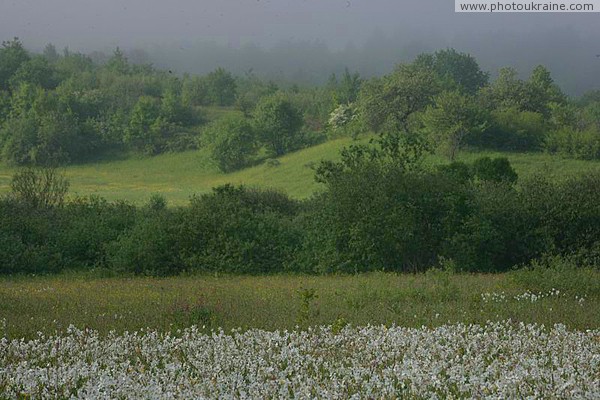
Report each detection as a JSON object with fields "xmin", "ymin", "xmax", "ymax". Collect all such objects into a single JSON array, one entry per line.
[
  {"xmin": 1, "ymin": 269, "xmax": 598, "ymax": 340},
  {"xmin": 1, "ymin": 139, "xmax": 600, "ymax": 205}
]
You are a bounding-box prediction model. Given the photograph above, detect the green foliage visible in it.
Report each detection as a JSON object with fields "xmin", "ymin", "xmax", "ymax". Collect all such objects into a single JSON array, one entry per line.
[
  {"xmin": 327, "ymin": 103, "xmax": 361, "ymax": 138},
  {"xmin": 1, "ymin": 163, "xmax": 600, "ymax": 276},
  {"xmin": 480, "ymin": 67, "xmax": 526, "ymax": 110},
  {"xmin": 510, "ymin": 254, "xmax": 600, "ymax": 297},
  {"xmin": 577, "ymin": 90, "xmax": 600, "ymax": 107},
  {"xmin": 414, "ymin": 48, "xmax": 489, "ymax": 95},
  {"xmin": 124, "ymin": 96, "xmax": 162, "ymax": 154},
  {"xmin": 182, "ymin": 75, "xmax": 209, "ymax": 107},
  {"xmin": 9, "ymin": 56, "xmax": 58, "ymax": 90},
  {"xmin": 476, "ymin": 107, "xmax": 547, "ymax": 151},
  {"xmin": 0, "ymin": 107, "xmax": 39, "ymax": 164},
  {"xmin": 178, "ymin": 185, "xmax": 302, "ymax": 273},
  {"xmin": 253, "ymin": 92, "xmax": 304, "ymax": 156},
  {"xmin": 0, "ymin": 38, "xmax": 30, "ymax": 91},
  {"xmin": 205, "ymin": 115, "xmax": 257, "ymax": 172},
  {"xmin": 421, "ymin": 90, "xmax": 489, "ymax": 160},
  {"xmin": 160, "ymin": 88, "xmax": 195, "ymax": 126},
  {"xmin": 146, "ymin": 193, "xmax": 167, "ymax": 212},
  {"xmin": 105, "ymin": 47, "xmax": 130, "ymax": 75},
  {"xmin": 296, "ymin": 288, "xmax": 318, "ymax": 326},
  {"xmin": 471, "ymin": 157, "xmax": 518, "ymax": 184},
  {"xmin": 436, "ymin": 157, "xmax": 518, "ymax": 184},
  {"xmin": 307, "ymin": 152, "xmax": 473, "ymax": 272},
  {"xmin": 446, "ymin": 181, "xmax": 544, "ymax": 272},
  {"xmin": 481, "ymin": 65, "xmax": 565, "ymax": 118},
  {"xmin": 0, "ymin": 199, "xmax": 58, "ymax": 274},
  {"xmin": 10, "ymin": 166, "xmax": 69, "ymax": 208},
  {"xmin": 358, "ymin": 63, "xmax": 440, "ymax": 133},
  {"xmin": 0, "ymin": 84, "xmax": 100, "ymax": 165},
  {"xmin": 42, "ymin": 43, "xmax": 59, "ymax": 64},
  {"xmin": 581, "ymin": 102, "xmax": 600, "ymax": 131},
  {"xmin": 545, "ymin": 127, "xmax": 600, "ymax": 160},
  {"xmin": 54, "ymin": 197, "xmax": 138, "ymax": 269},
  {"xmin": 205, "ymin": 67, "xmax": 237, "ymax": 106},
  {"xmin": 235, "ymin": 72, "xmax": 279, "ymax": 116},
  {"xmin": 108, "ymin": 212, "xmax": 184, "ymax": 276},
  {"xmin": 524, "ymin": 65, "xmax": 566, "ymax": 116},
  {"xmin": 327, "ymin": 68, "xmax": 362, "ymax": 104}
]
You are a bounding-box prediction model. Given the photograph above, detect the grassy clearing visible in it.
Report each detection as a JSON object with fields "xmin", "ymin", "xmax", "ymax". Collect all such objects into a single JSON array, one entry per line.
[
  {"xmin": 2, "ymin": 138, "xmax": 599, "ymax": 205},
  {"xmin": 1, "ymin": 270, "xmax": 598, "ymax": 340},
  {"xmin": 0, "ymin": 137, "xmax": 354, "ymax": 205}
]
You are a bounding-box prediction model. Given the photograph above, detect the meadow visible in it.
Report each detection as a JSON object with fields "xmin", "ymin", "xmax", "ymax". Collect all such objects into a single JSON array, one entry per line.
[
  {"xmin": 1, "ymin": 137, "xmax": 599, "ymax": 205},
  {"xmin": 2, "ymin": 268, "xmax": 598, "ymax": 340},
  {"xmin": 1, "ymin": 38, "xmax": 600, "ymax": 398},
  {"xmin": 1, "ymin": 269, "xmax": 599, "ymax": 398}
]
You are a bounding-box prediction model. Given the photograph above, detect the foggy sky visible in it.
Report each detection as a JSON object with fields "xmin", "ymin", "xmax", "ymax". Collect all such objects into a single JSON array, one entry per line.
[
  {"xmin": 1, "ymin": 0, "xmax": 599, "ymax": 93},
  {"xmin": 1, "ymin": 0, "xmax": 598, "ymax": 47}
]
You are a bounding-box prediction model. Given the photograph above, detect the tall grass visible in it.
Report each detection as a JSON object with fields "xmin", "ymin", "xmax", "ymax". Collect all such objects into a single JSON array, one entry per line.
[{"xmin": 1, "ymin": 270, "xmax": 597, "ymax": 340}]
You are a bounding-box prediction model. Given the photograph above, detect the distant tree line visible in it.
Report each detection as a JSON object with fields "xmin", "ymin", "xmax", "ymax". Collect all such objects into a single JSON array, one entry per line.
[
  {"xmin": 0, "ymin": 38, "xmax": 343, "ymax": 169},
  {"xmin": 2, "ymin": 39, "xmax": 598, "ymax": 173}
]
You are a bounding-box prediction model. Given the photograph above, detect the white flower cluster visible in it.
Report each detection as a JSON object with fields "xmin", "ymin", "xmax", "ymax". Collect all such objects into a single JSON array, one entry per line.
[
  {"xmin": 1, "ymin": 321, "xmax": 598, "ymax": 399},
  {"xmin": 480, "ymin": 288, "xmax": 586, "ymax": 305},
  {"xmin": 328, "ymin": 104, "xmax": 356, "ymax": 130}
]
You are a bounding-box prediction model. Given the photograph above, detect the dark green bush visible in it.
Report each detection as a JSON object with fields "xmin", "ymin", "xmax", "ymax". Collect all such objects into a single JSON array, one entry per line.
[
  {"xmin": 299, "ymin": 166, "xmax": 472, "ymax": 273},
  {"xmin": 472, "ymin": 157, "xmax": 518, "ymax": 184},
  {"xmin": 471, "ymin": 107, "xmax": 547, "ymax": 151},
  {"xmin": 205, "ymin": 115, "xmax": 258, "ymax": 172},
  {"xmin": 178, "ymin": 185, "xmax": 302, "ymax": 273},
  {"xmin": 55, "ymin": 196, "xmax": 137, "ymax": 269},
  {"xmin": 108, "ymin": 211, "xmax": 184, "ymax": 276},
  {"xmin": 446, "ymin": 182, "xmax": 548, "ymax": 272},
  {"xmin": 0, "ymin": 198, "xmax": 63, "ymax": 274}
]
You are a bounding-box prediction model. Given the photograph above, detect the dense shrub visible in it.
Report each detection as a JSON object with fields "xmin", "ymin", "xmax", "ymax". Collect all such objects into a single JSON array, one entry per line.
[
  {"xmin": 205, "ymin": 115, "xmax": 258, "ymax": 172},
  {"xmin": 177, "ymin": 185, "xmax": 302, "ymax": 273},
  {"xmin": 299, "ymin": 165, "xmax": 473, "ymax": 273},
  {"xmin": 2, "ymin": 161, "xmax": 600, "ymax": 276},
  {"xmin": 445, "ymin": 182, "xmax": 548, "ymax": 272},
  {"xmin": 56, "ymin": 197, "xmax": 138, "ymax": 269},
  {"xmin": 544, "ymin": 127, "xmax": 600, "ymax": 160},
  {"xmin": 472, "ymin": 107, "xmax": 547, "ymax": 151},
  {"xmin": 0, "ymin": 199, "xmax": 60, "ymax": 274},
  {"xmin": 253, "ymin": 93, "xmax": 305, "ymax": 157},
  {"xmin": 471, "ymin": 157, "xmax": 518, "ymax": 184},
  {"xmin": 108, "ymin": 210, "xmax": 184, "ymax": 276}
]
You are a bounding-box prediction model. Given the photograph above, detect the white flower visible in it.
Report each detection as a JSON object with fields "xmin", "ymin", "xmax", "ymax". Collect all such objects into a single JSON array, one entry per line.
[{"xmin": 0, "ymin": 321, "xmax": 597, "ymax": 399}]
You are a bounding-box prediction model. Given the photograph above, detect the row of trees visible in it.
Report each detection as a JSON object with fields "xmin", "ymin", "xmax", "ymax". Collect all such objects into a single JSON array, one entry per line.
[{"xmin": 2, "ymin": 152, "xmax": 599, "ymax": 275}]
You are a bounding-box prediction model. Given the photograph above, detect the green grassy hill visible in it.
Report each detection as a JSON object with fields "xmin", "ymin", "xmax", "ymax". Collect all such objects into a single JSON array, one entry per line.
[
  {"xmin": 1, "ymin": 137, "xmax": 599, "ymax": 205},
  {"xmin": 0, "ymin": 137, "xmax": 354, "ymax": 205}
]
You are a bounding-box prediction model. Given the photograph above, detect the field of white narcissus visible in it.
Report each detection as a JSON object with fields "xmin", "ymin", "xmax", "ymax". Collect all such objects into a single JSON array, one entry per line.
[{"xmin": 1, "ymin": 321, "xmax": 598, "ymax": 399}]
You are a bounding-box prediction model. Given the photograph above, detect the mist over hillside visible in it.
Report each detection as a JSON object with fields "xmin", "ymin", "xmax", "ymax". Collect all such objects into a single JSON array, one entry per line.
[
  {"xmin": 2, "ymin": 0, "xmax": 598, "ymax": 95},
  {"xmin": 138, "ymin": 27, "xmax": 599, "ymax": 95}
]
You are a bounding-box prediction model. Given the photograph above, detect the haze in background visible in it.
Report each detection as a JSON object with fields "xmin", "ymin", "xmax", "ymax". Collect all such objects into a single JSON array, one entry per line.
[{"xmin": 1, "ymin": 0, "xmax": 598, "ymax": 94}]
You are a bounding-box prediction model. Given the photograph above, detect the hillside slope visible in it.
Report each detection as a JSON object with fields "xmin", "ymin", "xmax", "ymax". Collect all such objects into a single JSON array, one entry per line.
[{"xmin": 1, "ymin": 138, "xmax": 599, "ymax": 205}]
